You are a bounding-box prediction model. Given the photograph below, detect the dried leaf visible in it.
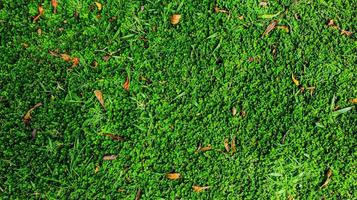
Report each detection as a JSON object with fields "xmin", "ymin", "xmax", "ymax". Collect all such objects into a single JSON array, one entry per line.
[
  {"xmin": 192, "ymin": 186, "xmax": 210, "ymax": 192},
  {"xmin": 95, "ymin": 2, "xmax": 102, "ymax": 11},
  {"xmin": 95, "ymin": 165, "xmax": 100, "ymax": 173},
  {"xmin": 94, "ymin": 90, "xmax": 105, "ymax": 109},
  {"xmin": 224, "ymin": 138, "xmax": 230, "ymax": 152},
  {"xmin": 49, "ymin": 50, "xmax": 59, "ymax": 57},
  {"xmin": 102, "ymin": 133, "xmax": 124, "ymax": 141},
  {"xmin": 214, "ymin": 6, "xmax": 229, "ymax": 14},
  {"xmin": 34, "ymin": 5, "xmax": 44, "ymax": 21},
  {"xmin": 232, "ymin": 107, "xmax": 237, "ymax": 116},
  {"xmin": 200, "ymin": 145, "xmax": 212, "ymax": 152},
  {"xmin": 37, "ymin": 28, "xmax": 42, "ymax": 35},
  {"xmin": 239, "ymin": 110, "xmax": 247, "ymax": 117},
  {"xmin": 103, "ymin": 155, "xmax": 117, "ymax": 160},
  {"xmin": 102, "ymin": 55, "xmax": 111, "ymax": 61},
  {"xmin": 262, "ymin": 20, "xmax": 278, "ymax": 37},
  {"xmin": 333, "ymin": 106, "xmax": 353, "ymax": 116},
  {"xmin": 166, "ymin": 173, "xmax": 181, "ymax": 180},
  {"xmin": 170, "ymin": 14, "xmax": 181, "ymax": 25},
  {"xmin": 72, "ymin": 57, "xmax": 80, "ymax": 67},
  {"xmin": 23, "ymin": 103, "xmax": 43, "ymax": 125},
  {"xmin": 91, "ymin": 61, "xmax": 98, "ymax": 68},
  {"xmin": 123, "ymin": 77, "xmax": 130, "ymax": 91},
  {"xmin": 31, "ymin": 129, "xmax": 37, "ymax": 140},
  {"xmin": 327, "ymin": 19, "xmax": 335, "ymax": 26},
  {"xmin": 291, "ymin": 74, "xmax": 300, "ymax": 86},
  {"xmin": 259, "ymin": 1, "xmax": 268, "ymax": 7},
  {"xmin": 350, "ymin": 98, "xmax": 357, "ymax": 104},
  {"xmin": 341, "ymin": 30, "xmax": 353, "ymax": 36},
  {"xmin": 276, "ymin": 25, "xmax": 289, "ymax": 33},
  {"xmin": 326, "ymin": 168, "xmax": 332, "ymax": 178},
  {"xmin": 51, "ymin": 0, "xmax": 58, "ymax": 14},
  {"xmin": 21, "ymin": 43, "xmax": 29, "ymax": 48},
  {"xmin": 135, "ymin": 189, "xmax": 142, "ymax": 200},
  {"xmin": 306, "ymin": 86, "xmax": 315, "ymax": 96},
  {"xmin": 231, "ymin": 136, "xmax": 236, "ymax": 155},
  {"xmin": 60, "ymin": 54, "xmax": 71, "ymax": 62},
  {"xmin": 238, "ymin": 16, "xmax": 244, "ymax": 20}
]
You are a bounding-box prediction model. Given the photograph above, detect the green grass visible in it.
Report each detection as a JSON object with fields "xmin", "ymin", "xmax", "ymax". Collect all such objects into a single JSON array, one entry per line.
[{"xmin": 0, "ymin": 0, "xmax": 356, "ymax": 199}]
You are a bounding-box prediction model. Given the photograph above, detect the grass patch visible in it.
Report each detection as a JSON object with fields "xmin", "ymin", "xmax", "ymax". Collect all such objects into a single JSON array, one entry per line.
[{"xmin": 0, "ymin": 0, "xmax": 356, "ymax": 199}]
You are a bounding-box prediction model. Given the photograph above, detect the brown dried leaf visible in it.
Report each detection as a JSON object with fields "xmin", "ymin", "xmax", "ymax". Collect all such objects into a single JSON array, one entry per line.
[
  {"xmin": 326, "ymin": 168, "xmax": 332, "ymax": 178},
  {"xmin": 123, "ymin": 77, "xmax": 130, "ymax": 91},
  {"xmin": 320, "ymin": 168, "xmax": 332, "ymax": 188},
  {"xmin": 23, "ymin": 103, "xmax": 43, "ymax": 125},
  {"xmin": 200, "ymin": 145, "xmax": 212, "ymax": 152},
  {"xmin": 34, "ymin": 5, "xmax": 44, "ymax": 21},
  {"xmin": 102, "ymin": 55, "xmax": 111, "ymax": 62},
  {"xmin": 306, "ymin": 86, "xmax": 315, "ymax": 96},
  {"xmin": 276, "ymin": 25, "xmax": 289, "ymax": 33},
  {"xmin": 94, "ymin": 90, "xmax": 105, "ymax": 109},
  {"xmin": 95, "ymin": 2, "xmax": 102, "ymax": 11},
  {"xmin": 103, "ymin": 155, "xmax": 117, "ymax": 160},
  {"xmin": 37, "ymin": 28, "xmax": 42, "ymax": 35},
  {"xmin": 350, "ymin": 98, "xmax": 357, "ymax": 104},
  {"xmin": 327, "ymin": 19, "xmax": 335, "ymax": 26},
  {"xmin": 259, "ymin": 1, "xmax": 268, "ymax": 7},
  {"xmin": 291, "ymin": 74, "xmax": 300, "ymax": 86},
  {"xmin": 60, "ymin": 54, "xmax": 71, "ymax": 62},
  {"xmin": 239, "ymin": 110, "xmax": 247, "ymax": 117},
  {"xmin": 341, "ymin": 30, "xmax": 353, "ymax": 36},
  {"xmin": 51, "ymin": 0, "xmax": 58, "ymax": 14},
  {"xmin": 170, "ymin": 14, "xmax": 181, "ymax": 25},
  {"xmin": 135, "ymin": 189, "xmax": 142, "ymax": 200},
  {"xmin": 166, "ymin": 173, "xmax": 181, "ymax": 180},
  {"xmin": 103, "ymin": 133, "xmax": 124, "ymax": 141},
  {"xmin": 238, "ymin": 16, "xmax": 244, "ymax": 20},
  {"xmin": 72, "ymin": 57, "xmax": 80, "ymax": 67},
  {"xmin": 224, "ymin": 138, "xmax": 230, "ymax": 152},
  {"xmin": 214, "ymin": 6, "xmax": 229, "ymax": 13},
  {"xmin": 232, "ymin": 107, "xmax": 237, "ymax": 116},
  {"xmin": 262, "ymin": 20, "xmax": 278, "ymax": 37},
  {"xmin": 95, "ymin": 165, "xmax": 100, "ymax": 173},
  {"xmin": 192, "ymin": 186, "xmax": 210, "ymax": 192},
  {"xmin": 91, "ymin": 61, "xmax": 98, "ymax": 68},
  {"xmin": 49, "ymin": 50, "xmax": 59, "ymax": 57},
  {"xmin": 231, "ymin": 136, "xmax": 236, "ymax": 155}
]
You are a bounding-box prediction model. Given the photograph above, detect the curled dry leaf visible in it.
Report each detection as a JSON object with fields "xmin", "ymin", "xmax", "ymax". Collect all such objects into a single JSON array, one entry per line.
[
  {"xmin": 95, "ymin": 165, "xmax": 100, "ymax": 173},
  {"xmin": 135, "ymin": 189, "xmax": 142, "ymax": 200},
  {"xmin": 51, "ymin": 0, "xmax": 58, "ymax": 14},
  {"xmin": 94, "ymin": 90, "xmax": 105, "ymax": 109},
  {"xmin": 195, "ymin": 144, "xmax": 212, "ymax": 153},
  {"xmin": 262, "ymin": 20, "xmax": 278, "ymax": 37},
  {"xmin": 123, "ymin": 77, "xmax": 130, "ymax": 91},
  {"xmin": 238, "ymin": 16, "xmax": 244, "ymax": 20},
  {"xmin": 350, "ymin": 98, "xmax": 357, "ymax": 104},
  {"xmin": 276, "ymin": 25, "xmax": 289, "ymax": 33},
  {"xmin": 60, "ymin": 54, "xmax": 71, "ymax": 62},
  {"xmin": 291, "ymin": 74, "xmax": 300, "ymax": 86},
  {"xmin": 320, "ymin": 168, "xmax": 332, "ymax": 188},
  {"xmin": 224, "ymin": 138, "xmax": 230, "ymax": 152},
  {"xmin": 23, "ymin": 103, "xmax": 43, "ymax": 125},
  {"xmin": 327, "ymin": 19, "xmax": 339, "ymax": 29},
  {"xmin": 34, "ymin": 5, "xmax": 44, "ymax": 21},
  {"xmin": 341, "ymin": 30, "xmax": 353, "ymax": 36},
  {"xmin": 95, "ymin": 2, "xmax": 102, "ymax": 11},
  {"xmin": 170, "ymin": 14, "xmax": 181, "ymax": 25},
  {"xmin": 192, "ymin": 186, "xmax": 210, "ymax": 192},
  {"xmin": 72, "ymin": 57, "xmax": 80, "ymax": 67},
  {"xmin": 259, "ymin": 1, "xmax": 268, "ymax": 7},
  {"xmin": 232, "ymin": 107, "xmax": 237, "ymax": 116},
  {"xmin": 166, "ymin": 173, "xmax": 181, "ymax": 180},
  {"xmin": 231, "ymin": 136, "xmax": 236, "ymax": 155},
  {"xmin": 214, "ymin": 6, "xmax": 229, "ymax": 14},
  {"xmin": 103, "ymin": 155, "xmax": 117, "ymax": 160},
  {"xmin": 102, "ymin": 133, "xmax": 124, "ymax": 141}
]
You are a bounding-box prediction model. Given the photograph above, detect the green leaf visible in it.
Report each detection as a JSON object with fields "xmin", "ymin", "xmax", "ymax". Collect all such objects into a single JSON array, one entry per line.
[{"xmin": 333, "ymin": 106, "xmax": 354, "ymax": 116}]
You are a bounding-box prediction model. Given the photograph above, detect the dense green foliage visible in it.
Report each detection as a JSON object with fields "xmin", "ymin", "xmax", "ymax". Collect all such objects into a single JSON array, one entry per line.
[{"xmin": 0, "ymin": 0, "xmax": 356, "ymax": 199}]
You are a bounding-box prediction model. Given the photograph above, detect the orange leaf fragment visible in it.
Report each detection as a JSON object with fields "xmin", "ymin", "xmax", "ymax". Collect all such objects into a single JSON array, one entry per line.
[
  {"xmin": 192, "ymin": 186, "xmax": 210, "ymax": 192},
  {"xmin": 95, "ymin": 165, "xmax": 100, "ymax": 173},
  {"xmin": 262, "ymin": 20, "xmax": 278, "ymax": 37},
  {"xmin": 94, "ymin": 90, "xmax": 105, "ymax": 109},
  {"xmin": 200, "ymin": 145, "xmax": 212, "ymax": 152},
  {"xmin": 166, "ymin": 173, "xmax": 181, "ymax": 180},
  {"xmin": 350, "ymin": 98, "xmax": 357, "ymax": 104},
  {"xmin": 72, "ymin": 57, "xmax": 80, "ymax": 67},
  {"xmin": 341, "ymin": 30, "xmax": 353, "ymax": 36},
  {"xmin": 60, "ymin": 54, "xmax": 71, "ymax": 62},
  {"xmin": 51, "ymin": 0, "xmax": 58, "ymax": 14},
  {"xmin": 23, "ymin": 103, "xmax": 43, "ymax": 125},
  {"xmin": 170, "ymin": 14, "xmax": 181, "ymax": 25},
  {"xmin": 224, "ymin": 138, "xmax": 230, "ymax": 152},
  {"xmin": 33, "ymin": 5, "xmax": 44, "ymax": 21},
  {"xmin": 123, "ymin": 77, "xmax": 130, "ymax": 91},
  {"xmin": 103, "ymin": 155, "xmax": 117, "ymax": 160}
]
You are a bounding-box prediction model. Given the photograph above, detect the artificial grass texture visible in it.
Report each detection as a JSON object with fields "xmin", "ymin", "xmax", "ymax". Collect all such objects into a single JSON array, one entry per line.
[{"xmin": 0, "ymin": 0, "xmax": 356, "ymax": 199}]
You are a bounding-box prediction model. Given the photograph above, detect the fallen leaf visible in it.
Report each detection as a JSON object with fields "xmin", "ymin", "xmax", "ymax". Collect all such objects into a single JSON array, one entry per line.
[
  {"xmin": 103, "ymin": 155, "xmax": 117, "ymax": 160},
  {"xmin": 231, "ymin": 136, "xmax": 236, "ymax": 155},
  {"xmin": 95, "ymin": 165, "xmax": 100, "ymax": 173},
  {"xmin": 60, "ymin": 54, "xmax": 71, "ymax": 62},
  {"xmin": 262, "ymin": 20, "xmax": 278, "ymax": 37},
  {"xmin": 51, "ymin": 0, "xmax": 58, "ymax": 14},
  {"xmin": 320, "ymin": 169, "xmax": 332, "ymax": 188},
  {"xmin": 135, "ymin": 189, "xmax": 142, "ymax": 200},
  {"xmin": 276, "ymin": 25, "xmax": 289, "ymax": 33},
  {"xmin": 240, "ymin": 110, "xmax": 247, "ymax": 117},
  {"xmin": 200, "ymin": 145, "xmax": 212, "ymax": 152},
  {"xmin": 21, "ymin": 43, "xmax": 29, "ymax": 48},
  {"xmin": 170, "ymin": 14, "xmax": 181, "ymax": 25},
  {"xmin": 31, "ymin": 129, "xmax": 37, "ymax": 140},
  {"xmin": 49, "ymin": 50, "xmax": 59, "ymax": 57},
  {"xmin": 214, "ymin": 6, "xmax": 229, "ymax": 13},
  {"xmin": 102, "ymin": 133, "xmax": 125, "ymax": 141},
  {"xmin": 37, "ymin": 28, "xmax": 42, "ymax": 35},
  {"xmin": 341, "ymin": 30, "xmax": 353, "ymax": 36},
  {"xmin": 259, "ymin": 1, "xmax": 268, "ymax": 7},
  {"xmin": 192, "ymin": 186, "xmax": 210, "ymax": 192},
  {"xmin": 350, "ymin": 98, "xmax": 357, "ymax": 104},
  {"xmin": 320, "ymin": 178, "xmax": 330, "ymax": 188},
  {"xmin": 166, "ymin": 173, "xmax": 181, "ymax": 180},
  {"xmin": 95, "ymin": 2, "xmax": 102, "ymax": 11},
  {"xmin": 94, "ymin": 90, "xmax": 105, "ymax": 109},
  {"xmin": 224, "ymin": 138, "xmax": 230, "ymax": 152},
  {"xmin": 327, "ymin": 19, "xmax": 339, "ymax": 29},
  {"xmin": 238, "ymin": 16, "xmax": 244, "ymax": 20},
  {"xmin": 23, "ymin": 103, "xmax": 43, "ymax": 125},
  {"xmin": 333, "ymin": 106, "xmax": 353, "ymax": 116},
  {"xmin": 123, "ymin": 77, "xmax": 130, "ymax": 91},
  {"xmin": 326, "ymin": 168, "xmax": 332, "ymax": 178},
  {"xmin": 72, "ymin": 57, "xmax": 80, "ymax": 67},
  {"xmin": 306, "ymin": 86, "xmax": 315, "ymax": 96},
  {"xmin": 232, "ymin": 107, "xmax": 237, "ymax": 116},
  {"xmin": 91, "ymin": 61, "xmax": 98, "ymax": 68},
  {"xmin": 34, "ymin": 5, "xmax": 44, "ymax": 21},
  {"xmin": 291, "ymin": 74, "xmax": 300, "ymax": 86}
]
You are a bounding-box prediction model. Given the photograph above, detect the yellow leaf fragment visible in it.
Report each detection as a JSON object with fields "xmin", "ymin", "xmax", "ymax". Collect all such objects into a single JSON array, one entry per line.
[
  {"xmin": 166, "ymin": 173, "xmax": 181, "ymax": 180},
  {"xmin": 224, "ymin": 138, "xmax": 230, "ymax": 152},
  {"xmin": 193, "ymin": 186, "xmax": 210, "ymax": 192},
  {"xmin": 103, "ymin": 155, "xmax": 117, "ymax": 160},
  {"xmin": 95, "ymin": 2, "xmax": 102, "ymax": 11},
  {"xmin": 292, "ymin": 74, "xmax": 300, "ymax": 86},
  {"xmin": 170, "ymin": 14, "xmax": 181, "ymax": 25}
]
